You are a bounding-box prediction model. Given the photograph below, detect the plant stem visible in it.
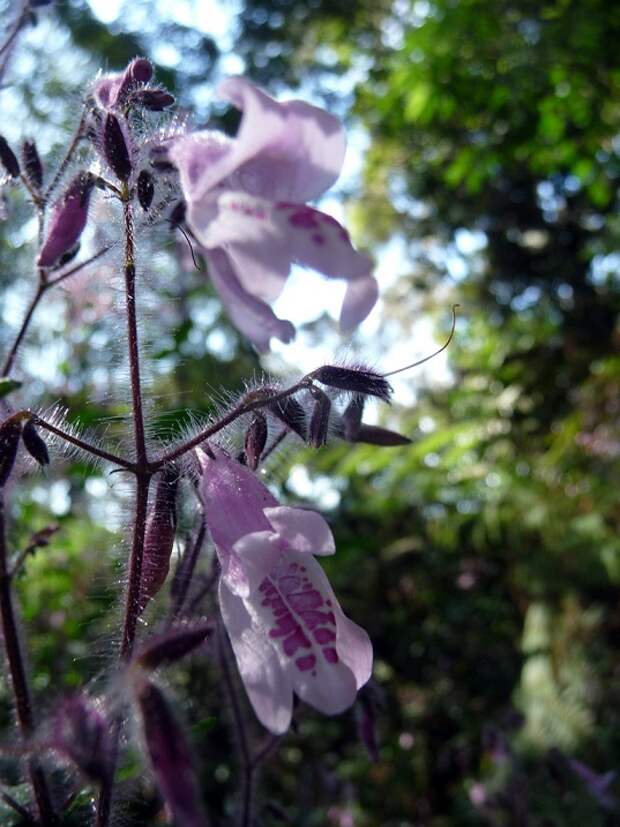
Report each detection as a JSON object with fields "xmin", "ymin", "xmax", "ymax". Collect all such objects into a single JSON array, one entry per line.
[
  {"xmin": 2, "ymin": 284, "xmax": 46, "ymax": 377},
  {"xmin": 33, "ymin": 415, "xmax": 134, "ymax": 469},
  {"xmin": 153, "ymin": 381, "xmax": 309, "ymax": 468},
  {"xmin": 0, "ymin": 495, "xmax": 55, "ymax": 825},
  {"xmin": 43, "ymin": 111, "xmax": 86, "ymax": 202},
  {"xmin": 217, "ymin": 618, "xmax": 255, "ymax": 827},
  {"xmin": 122, "ymin": 200, "xmax": 147, "ymax": 466},
  {"xmin": 169, "ymin": 519, "xmax": 206, "ymax": 621},
  {"xmin": 95, "ymin": 192, "xmax": 152, "ymax": 827}
]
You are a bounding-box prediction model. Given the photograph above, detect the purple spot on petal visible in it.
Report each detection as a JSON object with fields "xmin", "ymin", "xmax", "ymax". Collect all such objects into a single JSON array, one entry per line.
[
  {"xmin": 283, "ymin": 627, "xmax": 311, "ymax": 656},
  {"xmin": 288, "ymin": 590, "xmax": 324, "ymax": 612},
  {"xmin": 312, "ymin": 233, "xmax": 325, "ymax": 245},
  {"xmin": 295, "ymin": 654, "xmax": 316, "ymax": 672},
  {"xmin": 314, "ymin": 628, "xmax": 336, "ymax": 644},
  {"xmin": 323, "ymin": 647, "xmax": 339, "ymax": 664}
]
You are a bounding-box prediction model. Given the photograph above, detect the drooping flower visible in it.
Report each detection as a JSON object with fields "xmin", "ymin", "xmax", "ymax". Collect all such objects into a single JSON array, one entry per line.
[
  {"xmin": 198, "ymin": 447, "xmax": 372, "ymax": 734},
  {"xmin": 169, "ymin": 77, "xmax": 378, "ymax": 351},
  {"xmin": 38, "ymin": 171, "xmax": 94, "ymax": 268}
]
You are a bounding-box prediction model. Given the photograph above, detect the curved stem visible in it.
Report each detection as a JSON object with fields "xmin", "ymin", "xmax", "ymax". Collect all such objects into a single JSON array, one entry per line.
[
  {"xmin": 2, "ymin": 284, "xmax": 47, "ymax": 377},
  {"xmin": 43, "ymin": 111, "xmax": 87, "ymax": 202},
  {"xmin": 33, "ymin": 415, "xmax": 134, "ymax": 470},
  {"xmin": 0, "ymin": 495, "xmax": 55, "ymax": 825},
  {"xmin": 153, "ymin": 381, "xmax": 309, "ymax": 469}
]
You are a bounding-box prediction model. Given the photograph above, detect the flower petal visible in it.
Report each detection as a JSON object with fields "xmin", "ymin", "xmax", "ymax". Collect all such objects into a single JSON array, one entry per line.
[
  {"xmin": 218, "ymin": 76, "xmax": 346, "ymax": 203},
  {"xmin": 193, "ymin": 193, "xmax": 375, "ymax": 322},
  {"xmin": 251, "ymin": 550, "xmax": 372, "ymax": 717},
  {"xmin": 169, "ymin": 131, "xmax": 234, "ymax": 202},
  {"xmin": 229, "ymin": 531, "xmax": 282, "ymax": 597},
  {"xmin": 219, "ymin": 579, "xmax": 293, "ymax": 734},
  {"xmin": 206, "ymin": 248, "xmax": 295, "ymax": 352},
  {"xmin": 340, "ymin": 274, "xmax": 379, "ymax": 330},
  {"xmin": 264, "ymin": 506, "xmax": 335, "ymax": 556}
]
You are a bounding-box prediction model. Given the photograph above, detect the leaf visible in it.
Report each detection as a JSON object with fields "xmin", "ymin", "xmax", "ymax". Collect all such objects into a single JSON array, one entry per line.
[{"xmin": 0, "ymin": 378, "xmax": 22, "ymax": 399}]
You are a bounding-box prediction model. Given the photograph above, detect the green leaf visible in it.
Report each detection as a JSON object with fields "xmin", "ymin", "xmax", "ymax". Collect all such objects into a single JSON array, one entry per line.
[{"xmin": 0, "ymin": 377, "xmax": 22, "ymax": 399}]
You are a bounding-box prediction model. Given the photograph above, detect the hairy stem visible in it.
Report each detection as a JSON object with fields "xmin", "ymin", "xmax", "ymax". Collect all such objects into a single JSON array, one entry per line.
[
  {"xmin": 43, "ymin": 111, "xmax": 86, "ymax": 202},
  {"xmin": 122, "ymin": 200, "xmax": 148, "ymax": 465},
  {"xmin": 2, "ymin": 284, "xmax": 47, "ymax": 377},
  {"xmin": 95, "ymin": 193, "xmax": 152, "ymax": 827},
  {"xmin": 153, "ymin": 381, "xmax": 309, "ymax": 468},
  {"xmin": 169, "ymin": 519, "xmax": 207, "ymax": 621},
  {"xmin": 0, "ymin": 495, "xmax": 55, "ymax": 825},
  {"xmin": 217, "ymin": 618, "xmax": 254, "ymax": 827},
  {"xmin": 33, "ymin": 415, "xmax": 135, "ymax": 469}
]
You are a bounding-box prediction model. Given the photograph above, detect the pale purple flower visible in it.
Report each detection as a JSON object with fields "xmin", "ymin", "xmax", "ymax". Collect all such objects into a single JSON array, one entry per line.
[
  {"xmin": 198, "ymin": 448, "xmax": 372, "ymax": 734},
  {"xmin": 170, "ymin": 77, "xmax": 378, "ymax": 351}
]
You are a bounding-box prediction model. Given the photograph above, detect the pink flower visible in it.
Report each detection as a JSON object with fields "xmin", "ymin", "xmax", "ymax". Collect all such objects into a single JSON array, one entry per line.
[
  {"xmin": 198, "ymin": 448, "xmax": 372, "ymax": 734},
  {"xmin": 170, "ymin": 78, "xmax": 378, "ymax": 351}
]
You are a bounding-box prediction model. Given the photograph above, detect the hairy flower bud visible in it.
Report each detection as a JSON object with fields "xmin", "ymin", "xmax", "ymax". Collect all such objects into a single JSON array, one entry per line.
[
  {"xmin": 0, "ymin": 419, "xmax": 22, "ymax": 487},
  {"xmin": 342, "ymin": 394, "xmax": 364, "ymax": 440},
  {"xmin": 134, "ymin": 622, "xmax": 213, "ymax": 671},
  {"xmin": 21, "ymin": 140, "xmax": 43, "ymax": 190},
  {"xmin": 103, "ymin": 114, "xmax": 132, "ymax": 181},
  {"xmin": 269, "ymin": 396, "xmax": 307, "ymax": 440},
  {"xmin": 137, "ymin": 169, "xmax": 154, "ymax": 211},
  {"xmin": 139, "ymin": 469, "xmax": 178, "ymax": 613},
  {"xmin": 244, "ymin": 413, "xmax": 268, "ymax": 470},
  {"xmin": 308, "ymin": 387, "xmax": 331, "ymax": 448},
  {"xmin": 351, "ymin": 424, "xmax": 411, "ymax": 447},
  {"xmin": 313, "ymin": 365, "xmax": 392, "ymax": 402},
  {"xmin": 134, "ymin": 678, "xmax": 207, "ymax": 827},
  {"xmin": 115, "ymin": 58, "xmax": 154, "ymax": 107},
  {"xmin": 132, "ymin": 88, "xmax": 175, "ymax": 111},
  {"xmin": 38, "ymin": 171, "xmax": 94, "ymax": 268},
  {"xmin": 22, "ymin": 420, "xmax": 49, "ymax": 466},
  {"xmin": 0, "ymin": 135, "xmax": 20, "ymax": 178},
  {"xmin": 51, "ymin": 695, "xmax": 111, "ymax": 783}
]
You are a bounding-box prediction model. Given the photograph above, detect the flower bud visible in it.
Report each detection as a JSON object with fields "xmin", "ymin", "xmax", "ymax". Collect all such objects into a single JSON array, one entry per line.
[
  {"xmin": 269, "ymin": 396, "xmax": 307, "ymax": 440},
  {"xmin": 134, "ymin": 622, "xmax": 213, "ymax": 671},
  {"xmin": 51, "ymin": 695, "xmax": 111, "ymax": 783},
  {"xmin": 21, "ymin": 140, "xmax": 43, "ymax": 190},
  {"xmin": 244, "ymin": 413, "xmax": 268, "ymax": 470},
  {"xmin": 115, "ymin": 58, "xmax": 154, "ymax": 107},
  {"xmin": 139, "ymin": 469, "xmax": 178, "ymax": 613},
  {"xmin": 351, "ymin": 424, "xmax": 411, "ymax": 447},
  {"xmin": 137, "ymin": 169, "xmax": 154, "ymax": 211},
  {"xmin": 313, "ymin": 364, "xmax": 392, "ymax": 402},
  {"xmin": 308, "ymin": 387, "xmax": 331, "ymax": 448},
  {"xmin": 169, "ymin": 200, "xmax": 186, "ymax": 227},
  {"xmin": 103, "ymin": 114, "xmax": 132, "ymax": 182},
  {"xmin": 0, "ymin": 420, "xmax": 22, "ymax": 487},
  {"xmin": 134, "ymin": 678, "xmax": 207, "ymax": 827},
  {"xmin": 22, "ymin": 420, "xmax": 49, "ymax": 466},
  {"xmin": 132, "ymin": 88, "xmax": 175, "ymax": 111},
  {"xmin": 38, "ymin": 171, "xmax": 94, "ymax": 268},
  {"xmin": 342, "ymin": 394, "xmax": 364, "ymax": 440},
  {"xmin": 0, "ymin": 135, "xmax": 20, "ymax": 178}
]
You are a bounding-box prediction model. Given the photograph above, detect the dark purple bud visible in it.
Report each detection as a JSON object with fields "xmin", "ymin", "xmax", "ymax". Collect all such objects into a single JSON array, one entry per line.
[
  {"xmin": 127, "ymin": 57, "xmax": 153, "ymax": 84},
  {"xmin": 245, "ymin": 413, "xmax": 268, "ymax": 470},
  {"xmin": 139, "ymin": 469, "xmax": 178, "ymax": 614},
  {"xmin": 351, "ymin": 424, "xmax": 411, "ymax": 447},
  {"xmin": 21, "ymin": 140, "xmax": 43, "ymax": 190},
  {"xmin": 135, "ymin": 679, "xmax": 207, "ymax": 827},
  {"xmin": 29, "ymin": 0, "xmax": 54, "ymax": 6},
  {"xmin": 51, "ymin": 695, "xmax": 111, "ymax": 783},
  {"xmin": 308, "ymin": 387, "xmax": 331, "ymax": 448},
  {"xmin": 133, "ymin": 88, "xmax": 175, "ymax": 111},
  {"xmin": 269, "ymin": 396, "xmax": 307, "ymax": 440},
  {"xmin": 103, "ymin": 114, "xmax": 132, "ymax": 181},
  {"xmin": 22, "ymin": 420, "xmax": 49, "ymax": 466},
  {"xmin": 169, "ymin": 200, "xmax": 186, "ymax": 227},
  {"xmin": 0, "ymin": 419, "xmax": 22, "ymax": 487},
  {"xmin": 38, "ymin": 171, "xmax": 94, "ymax": 268},
  {"xmin": 342, "ymin": 394, "xmax": 364, "ymax": 440},
  {"xmin": 114, "ymin": 58, "xmax": 154, "ymax": 108},
  {"xmin": 313, "ymin": 365, "xmax": 392, "ymax": 402},
  {"xmin": 0, "ymin": 135, "xmax": 20, "ymax": 178},
  {"xmin": 135, "ymin": 622, "xmax": 213, "ymax": 671},
  {"xmin": 51, "ymin": 242, "xmax": 80, "ymax": 271},
  {"xmin": 137, "ymin": 169, "xmax": 154, "ymax": 211}
]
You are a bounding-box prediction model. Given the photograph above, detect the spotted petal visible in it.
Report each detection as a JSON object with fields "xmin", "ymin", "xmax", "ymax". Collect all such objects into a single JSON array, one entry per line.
[{"xmin": 264, "ymin": 506, "xmax": 335, "ymax": 556}]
